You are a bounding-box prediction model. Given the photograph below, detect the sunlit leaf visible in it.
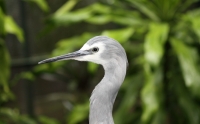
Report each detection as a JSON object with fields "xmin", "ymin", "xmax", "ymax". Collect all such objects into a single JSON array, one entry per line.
[
  {"xmin": 171, "ymin": 38, "xmax": 200, "ymax": 97},
  {"xmin": 27, "ymin": 0, "xmax": 49, "ymax": 12},
  {"xmin": 88, "ymin": 63, "xmax": 98, "ymax": 73},
  {"xmin": 86, "ymin": 15, "xmax": 111, "ymax": 24},
  {"xmin": 51, "ymin": 10, "xmax": 92, "ymax": 26},
  {"xmin": 68, "ymin": 101, "xmax": 89, "ymax": 124},
  {"xmin": 4, "ymin": 16, "xmax": 24, "ymax": 42},
  {"xmin": 89, "ymin": 3, "xmax": 111, "ymax": 14},
  {"xmin": 142, "ymin": 82, "xmax": 158, "ymax": 122},
  {"xmin": 0, "ymin": 8, "xmax": 5, "ymax": 35},
  {"xmin": 141, "ymin": 67, "xmax": 163, "ymax": 123},
  {"xmin": 102, "ymin": 28, "xmax": 134, "ymax": 43},
  {"xmin": 127, "ymin": 0, "xmax": 159, "ymax": 21},
  {"xmin": 112, "ymin": 16, "xmax": 145, "ymax": 26},
  {"xmin": 38, "ymin": 116, "xmax": 60, "ymax": 124},
  {"xmin": 144, "ymin": 22, "xmax": 169, "ymax": 67},
  {"xmin": 19, "ymin": 72, "xmax": 35, "ymax": 81},
  {"xmin": 54, "ymin": 0, "xmax": 78, "ymax": 16},
  {"xmin": 183, "ymin": 9, "xmax": 200, "ymax": 43},
  {"xmin": 114, "ymin": 74, "xmax": 143, "ymax": 124}
]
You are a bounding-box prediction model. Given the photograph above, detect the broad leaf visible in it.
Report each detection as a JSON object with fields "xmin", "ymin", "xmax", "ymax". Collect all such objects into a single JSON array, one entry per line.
[
  {"xmin": 171, "ymin": 38, "xmax": 200, "ymax": 97},
  {"xmin": 183, "ymin": 9, "xmax": 200, "ymax": 43},
  {"xmin": 144, "ymin": 22, "xmax": 169, "ymax": 67},
  {"xmin": 0, "ymin": 39, "xmax": 12, "ymax": 103},
  {"xmin": 114, "ymin": 74, "xmax": 143, "ymax": 124},
  {"xmin": 54, "ymin": 0, "xmax": 78, "ymax": 16},
  {"xmin": 27, "ymin": 0, "xmax": 49, "ymax": 12},
  {"xmin": 175, "ymin": 79, "xmax": 200, "ymax": 124},
  {"xmin": 5, "ymin": 16, "xmax": 24, "ymax": 42},
  {"xmin": 141, "ymin": 67, "xmax": 163, "ymax": 123},
  {"xmin": 102, "ymin": 28, "xmax": 134, "ymax": 43},
  {"xmin": 127, "ymin": 0, "xmax": 159, "ymax": 21},
  {"xmin": 0, "ymin": 39, "xmax": 10, "ymax": 86},
  {"xmin": 0, "ymin": 7, "xmax": 5, "ymax": 35},
  {"xmin": 88, "ymin": 63, "xmax": 98, "ymax": 73},
  {"xmin": 68, "ymin": 101, "xmax": 89, "ymax": 124}
]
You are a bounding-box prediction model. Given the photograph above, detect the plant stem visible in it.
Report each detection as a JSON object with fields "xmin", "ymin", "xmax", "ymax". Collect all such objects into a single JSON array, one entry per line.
[{"xmin": 163, "ymin": 40, "xmax": 171, "ymax": 124}]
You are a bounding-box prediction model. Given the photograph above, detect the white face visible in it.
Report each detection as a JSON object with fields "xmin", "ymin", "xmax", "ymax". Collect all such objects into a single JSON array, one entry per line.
[{"xmin": 75, "ymin": 42, "xmax": 106, "ymax": 65}]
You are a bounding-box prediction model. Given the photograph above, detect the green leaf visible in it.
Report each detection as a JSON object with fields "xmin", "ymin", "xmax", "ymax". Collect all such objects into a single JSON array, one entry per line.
[
  {"xmin": 88, "ymin": 3, "xmax": 111, "ymax": 14},
  {"xmin": 141, "ymin": 77, "xmax": 157, "ymax": 122},
  {"xmin": 85, "ymin": 3, "xmax": 145, "ymax": 26},
  {"xmin": 0, "ymin": 7, "xmax": 5, "ymax": 35},
  {"xmin": 51, "ymin": 9, "xmax": 92, "ymax": 26},
  {"xmin": 141, "ymin": 67, "xmax": 163, "ymax": 123},
  {"xmin": 0, "ymin": 39, "xmax": 13, "ymax": 103},
  {"xmin": 0, "ymin": 50, "xmax": 13, "ymax": 102},
  {"xmin": 0, "ymin": 108, "xmax": 37, "ymax": 124},
  {"xmin": 102, "ymin": 28, "xmax": 134, "ymax": 43},
  {"xmin": 112, "ymin": 15, "xmax": 145, "ymax": 26},
  {"xmin": 151, "ymin": 109, "xmax": 166, "ymax": 124},
  {"xmin": 183, "ymin": 9, "xmax": 200, "ymax": 43},
  {"xmin": 5, "ymin": 16, "xmax": 24, "ymax": 42},
  {"xmin": 179, "ymin": 95, "xmax": 200, "ymax": 124},
  {"xmin": 171, "ymin": 38, "xmax": 200, "ymax": 97},
  {"xmin": 19, "ymin": 72, "xmax": 35, "ymax": 81},
  {"xmin": 27, "ymin": 0, "xmax": 49, "ymax": 12},
  {"xmin": 54, "ymin": 0, "xmax": 78, "ymax": 16},
  {"xmin": 144, "ymin": 22, "xmax": 169, "ymax": 67},
  {"xmin": 68, "ymin": 101, "xmax": 89, "ymax": 124},
  {"xmin": 127, "ymin": 0, "xmax": 159, "ymax": 21},
  {"xmin": 175, "ymin": 78, "xmax": 200, "ymax": 124},
  {"xmin": 88, "ymin": 63, "xmax": 98, "ymax": 73},
  {"xmin": 114, "ymin": 74, "xmax": 143, "ymax": 124},
  {"xmin": 190, "ymin": 17, "xmax": 200, "ymax": 43},
  {"xmin": 86, "ymin": 15, "xmax": 111, "ymax": 24},
  {"xmin": 38, "ymin": 116, "xmax": 60, "ymax": 124}
]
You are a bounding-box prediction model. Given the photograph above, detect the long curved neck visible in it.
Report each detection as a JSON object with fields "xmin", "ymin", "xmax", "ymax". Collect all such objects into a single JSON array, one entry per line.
[{"xmin": 89, "ymin": 59, "xmax": 127, "ymax": 124}]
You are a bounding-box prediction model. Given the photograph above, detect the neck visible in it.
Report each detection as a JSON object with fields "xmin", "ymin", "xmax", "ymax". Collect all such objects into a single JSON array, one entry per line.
[{"xmin": 89, "ymin": 59, "xmax": 127, "ymax": 124}]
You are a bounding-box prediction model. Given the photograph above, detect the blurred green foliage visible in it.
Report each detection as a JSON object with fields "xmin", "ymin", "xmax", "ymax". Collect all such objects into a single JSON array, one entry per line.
[
  {"xmin": 1, "ymin": 0, "xmax": 200, "ymax": 124},
  {"xmin": 0, "ymin": 5, "xmax": 22, "ymax": 107},
  {"xmin": 0, "ymin": 5, "xmax": 23, "ymax": 106},
  {"xmin": 0, "ymin": 1, "xmax": 57, "ymax": 123}
]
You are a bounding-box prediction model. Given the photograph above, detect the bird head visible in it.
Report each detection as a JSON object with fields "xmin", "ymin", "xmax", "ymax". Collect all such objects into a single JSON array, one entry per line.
[{"xmin": 38, "ymin": 36, "xmax": 128, "ymax": 67}]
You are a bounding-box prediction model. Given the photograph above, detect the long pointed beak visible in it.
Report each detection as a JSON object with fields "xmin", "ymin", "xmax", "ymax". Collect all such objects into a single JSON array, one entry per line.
[{"xmin": 38, "ymin": 50, "xmax": 91, "ymax": 64}]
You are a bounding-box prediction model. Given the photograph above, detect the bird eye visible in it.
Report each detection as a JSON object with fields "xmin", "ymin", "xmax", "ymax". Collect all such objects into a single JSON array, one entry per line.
[{"xmin": 92, "ymin": 47, "xmax": 99, "ymax": 52}]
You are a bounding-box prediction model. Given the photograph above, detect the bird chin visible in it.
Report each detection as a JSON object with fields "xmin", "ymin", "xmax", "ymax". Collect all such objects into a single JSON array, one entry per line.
[
  {"xmin": 74, "ymin": 57, "xmax": 100, "ymax": 65},
  {"xmin": 73, "ymin": 56, "xmax": 87, "ymax": 62}
]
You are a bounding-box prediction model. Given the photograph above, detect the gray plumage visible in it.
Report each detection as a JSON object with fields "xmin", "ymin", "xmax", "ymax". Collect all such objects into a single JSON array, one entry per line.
[{"xmin": 38, "ymin": 36, "xmax": 128, "ymax": 124}]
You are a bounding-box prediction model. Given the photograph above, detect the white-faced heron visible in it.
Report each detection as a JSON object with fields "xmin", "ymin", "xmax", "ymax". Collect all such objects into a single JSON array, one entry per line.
[{"xmin": 38, "ymin": 36, "xmax": 128, "ymax": 124}]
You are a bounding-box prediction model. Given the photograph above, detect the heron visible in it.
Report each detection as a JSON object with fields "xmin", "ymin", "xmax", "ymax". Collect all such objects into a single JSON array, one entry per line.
[{"xmin": 38, "ymin": 36, "xmax": 128, "ymax": 124}]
